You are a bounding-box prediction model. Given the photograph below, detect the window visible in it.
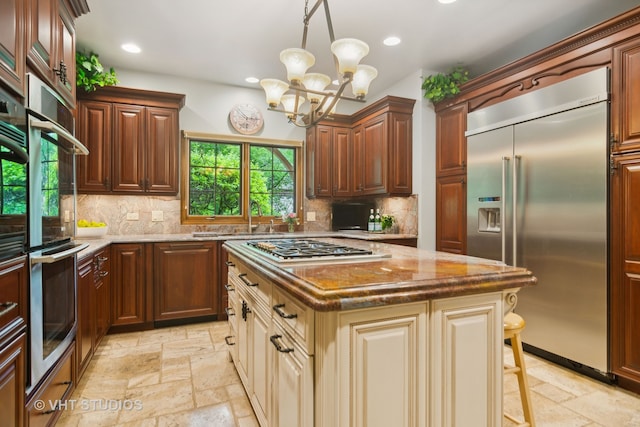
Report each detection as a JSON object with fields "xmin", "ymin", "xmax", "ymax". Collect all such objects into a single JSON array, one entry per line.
[
  {"xmin": 40, "ymin": 138, "xmax": 60, "ymax": 217},
  {"xmin": 0, "ymin": 149, "xmax": 27, "ymax": 215},
  {"xmin": 181, "ymin": 132, "xmax": 303, "ymax": 225}
]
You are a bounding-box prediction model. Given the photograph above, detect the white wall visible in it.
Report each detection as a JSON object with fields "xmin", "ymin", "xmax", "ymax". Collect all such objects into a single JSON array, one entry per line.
[{"xmin": 111, "ymin": 69, "xmax": 437, "ymax": 249}]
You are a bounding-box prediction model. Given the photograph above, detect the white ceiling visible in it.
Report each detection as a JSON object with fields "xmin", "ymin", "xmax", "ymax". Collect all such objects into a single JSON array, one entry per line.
[{"xmin": 75, "ymin": 0, "xmax": 640, "ymax": 96}]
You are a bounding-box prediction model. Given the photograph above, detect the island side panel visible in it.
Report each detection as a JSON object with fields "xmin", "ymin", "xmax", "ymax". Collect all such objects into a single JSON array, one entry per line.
[{"xmin": 430, "ymin": 292, "xmax": 504, "ymax": 427}]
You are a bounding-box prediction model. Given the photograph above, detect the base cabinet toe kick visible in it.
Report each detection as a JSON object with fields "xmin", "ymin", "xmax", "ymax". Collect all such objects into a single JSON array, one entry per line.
[{"xmin": 224, "ymin": 249, "xmax": 529, "ymax": 427}]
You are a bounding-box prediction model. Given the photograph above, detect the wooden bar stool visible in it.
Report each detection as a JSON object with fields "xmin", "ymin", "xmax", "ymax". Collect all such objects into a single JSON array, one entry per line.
[{"xmin": 504, "ymin": 312, "xmax": 535, "ymax": 427}]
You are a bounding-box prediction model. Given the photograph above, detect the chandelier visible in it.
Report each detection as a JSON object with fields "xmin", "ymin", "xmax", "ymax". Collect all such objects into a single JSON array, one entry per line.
[{"xmin": 260, "ymin": 0, "xmax": 378, "ymax": 128}]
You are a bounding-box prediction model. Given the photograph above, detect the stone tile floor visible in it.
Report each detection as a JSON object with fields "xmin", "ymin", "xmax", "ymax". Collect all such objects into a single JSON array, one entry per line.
[{"xmin": 57, "ymin": 321, "xmax": 640, "ymax": 426}]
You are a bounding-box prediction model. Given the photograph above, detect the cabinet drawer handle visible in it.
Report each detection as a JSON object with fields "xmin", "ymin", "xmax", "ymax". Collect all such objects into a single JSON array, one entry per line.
[
  {"xmin": 238, "ymin": 273, "xmax": 258, "ymax": 287},
  {"xmin": 225, "ymin": 335, "xmax": 235, "ymax": 346},
  {"xmin": 99, "ymin": 271, "xmax": 109, "ymax": 277},
  {"xmin": 273, "ymin": 304, "xmax": 297, "ymax": 319},
  {"xmin": 270, "ymin": 334, "xmax": 294, "ymax": 353},
  {"xmin": 97, "ymin": 256, "xmax": 109, "ymax": 262},
  {"xmin": 169, "ymin": 243, "xmax": 204, "ymax": 249},
  {"xmin": 224, "ymin": 283, "xmax": 235, "ymax": 292},
  {"xmin": 225, "ymin": 261, "xmax": 235, "ymax": 267},
  {"xmin": 0, "ymin": 302, "xmax": 17, "ymax": 317},
  {"xmin": 225, "ymin": 307, "xmax": 235, "ymax": 316}
]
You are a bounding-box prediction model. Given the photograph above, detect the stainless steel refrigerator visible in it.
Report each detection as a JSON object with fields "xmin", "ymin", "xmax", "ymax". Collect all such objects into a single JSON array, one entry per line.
[{"xmin": 466, "ymin": 67, "xmax": 610, "ymax": 379}]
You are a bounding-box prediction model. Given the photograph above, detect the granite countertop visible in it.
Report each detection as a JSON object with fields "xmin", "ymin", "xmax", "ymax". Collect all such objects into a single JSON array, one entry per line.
[
  {"xmin": 74, "ymin": 230, "xmax": 417, "ymax": 259},
  {"xmin": 223, "ymin": 238, "xmax": 537, "ymax": 311}
]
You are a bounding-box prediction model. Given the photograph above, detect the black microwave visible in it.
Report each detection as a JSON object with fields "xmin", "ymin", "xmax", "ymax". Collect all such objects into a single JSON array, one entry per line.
[{"xmin": 331, "ymin": 201, "xmax": 375, "ymax": 231}]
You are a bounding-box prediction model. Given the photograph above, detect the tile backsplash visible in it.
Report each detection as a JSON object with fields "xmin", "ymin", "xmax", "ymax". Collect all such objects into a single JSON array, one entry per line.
[{"xmin": 77, "ymin": 194, "xmax": 418, "ymax": 235}]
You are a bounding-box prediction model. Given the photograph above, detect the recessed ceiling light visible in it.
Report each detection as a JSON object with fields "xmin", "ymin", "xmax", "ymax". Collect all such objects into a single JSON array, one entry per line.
[
  {"xmin": 121, "ymin": 43, "xmax": 141, "ymax": 54},
  {"xmin": 438, "ymin": 0, "xmax": 457, "ymax": 4},
  {"xmin": 245, "ymin": 77, "xmax": 259, "ymax": 84},
  {"xmin": 383, "ymin": 36, "xmax": 401, "ymax": 46}
]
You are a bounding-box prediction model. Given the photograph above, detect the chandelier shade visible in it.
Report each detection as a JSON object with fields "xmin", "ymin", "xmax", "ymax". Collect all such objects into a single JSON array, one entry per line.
[
  {"xmin": 260, "ymin": 79, "xmax": 290, "ymax": 108},
  {"xmin": 351, "ymin": 64, "xmax": 378, "ymax": 98},
  {"xmin": 330, "ymin": 38, "xmax": 370, "ymax": 76},
  {"xmin": 281, "ymin": 94, "xmax": 306, "ymax": 118},
  {"xmin": 260, "ymin": 0, "xmax": 377, "ymax": 128},
  {"xmin": 280, "ymin": 48, "xmax": 316, "ymax": 83},
  {"xmin": 302, "ymin": 73, "xmax": 332, "ymax": 103}
]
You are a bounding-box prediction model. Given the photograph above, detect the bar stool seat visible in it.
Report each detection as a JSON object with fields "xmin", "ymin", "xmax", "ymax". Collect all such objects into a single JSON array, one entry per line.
[{"xmin": 504, "ymin": 312, "xmax": 535, "ymax": 427}]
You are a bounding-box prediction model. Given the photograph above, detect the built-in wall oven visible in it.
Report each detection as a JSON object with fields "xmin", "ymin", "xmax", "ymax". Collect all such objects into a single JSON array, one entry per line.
[
  {"xmin": 0, "ymin": 85, "xmax": 28, "ymax": 261},
  {"xmin": 26, "ymin": 74, "xmax": 89, "ymax": 391}
]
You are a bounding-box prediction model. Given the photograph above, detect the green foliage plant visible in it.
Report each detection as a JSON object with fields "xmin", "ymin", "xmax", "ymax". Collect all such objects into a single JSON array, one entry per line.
[
  {"xmin": 381, "ymin": 214, "xmax": 394, "ymax": 231},
  {"xmin": 421, "ymin": 66, "xmax": 469, "ymax": 103},
  {"xmin": 76, "ymin": 51, "xmax": 118, "ymax": 92}
]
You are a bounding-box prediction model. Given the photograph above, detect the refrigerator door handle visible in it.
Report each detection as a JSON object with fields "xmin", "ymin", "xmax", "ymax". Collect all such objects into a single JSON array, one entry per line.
[
  {"xmin": 501, "ymin": 156, "xmax": 510, "ymax": 264},
  {"xmin": 513, "ymin": 155, "xmax": 521, "ymax": 266}
]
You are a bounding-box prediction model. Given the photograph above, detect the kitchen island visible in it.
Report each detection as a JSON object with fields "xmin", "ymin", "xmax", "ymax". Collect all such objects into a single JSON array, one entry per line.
[{"xmin": 223, "ymin": 238, "xmax": 536, "ymax": 427}]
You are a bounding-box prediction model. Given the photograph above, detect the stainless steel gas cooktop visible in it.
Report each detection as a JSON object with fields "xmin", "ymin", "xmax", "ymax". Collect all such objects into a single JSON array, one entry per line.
[{"xmin": 244, "ymin": 239, "xmax": 390, "ymax": 264}]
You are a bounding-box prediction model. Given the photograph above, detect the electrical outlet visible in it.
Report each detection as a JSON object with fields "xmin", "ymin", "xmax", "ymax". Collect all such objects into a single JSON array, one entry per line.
[
  {"xmin": 126, "ymin": 212, "xmax": 139, "ymax": 220},
  {"xmin": 152, "ymin": 210, "xmax": 164, "ymax": 222},
  {"xmin": 307, "ymin": 211, "xmax": 316, "ymax": 221}
]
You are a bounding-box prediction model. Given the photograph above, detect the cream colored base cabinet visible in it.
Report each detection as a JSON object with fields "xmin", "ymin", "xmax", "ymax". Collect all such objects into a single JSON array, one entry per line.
[
  {"xmin": 316, "ymin": 303, "xmax": 428, "ymax": 427},
  {"xmin": 316, "ymin": 292, "xmax": 504, "ymax": 427},
  {"xmin": 270, "ymin": 325, "xmax": 314, "ymax": 427},
  {"xmin": 430, "ymin": 293, "xmax": 503, "ymax": 427}
]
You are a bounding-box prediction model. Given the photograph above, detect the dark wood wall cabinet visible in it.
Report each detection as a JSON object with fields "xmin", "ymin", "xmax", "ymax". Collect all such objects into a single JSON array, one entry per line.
[
  {"xmin": 0, "ymin": 0, "xmax": 88, "ymax": 100},
  {"xmin": 0, "ymin": 0, "xmax": 26, "ymax": 97},
  {"xmin": 0, "ymin": 256, "xmax": 28, "ymax": 427},
  {"xmin": 433, "ymin": 7, "xmax": 640, "ymax": 393},
  {"xmin": 306, "ymin": 96, "xmax": 415, "ymax": 199},
  {"xmin": 76, "ymin": 86, "xmax": 186, "ymax": 195}
]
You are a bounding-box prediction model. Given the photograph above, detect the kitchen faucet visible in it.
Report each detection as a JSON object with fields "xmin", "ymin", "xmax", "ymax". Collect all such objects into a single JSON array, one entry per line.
[{"xmin": 248, "ymin": 199, "xmax": 262, "ymax": 233}]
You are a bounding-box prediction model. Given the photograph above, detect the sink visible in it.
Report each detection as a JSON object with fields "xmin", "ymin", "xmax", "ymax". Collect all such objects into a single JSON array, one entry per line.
[
  {"xmin": 192, "ymin": 232, "xmax": 219, "ymax": 237},
  {"xmin": 192, "ymin": 231, "xmax": 275, "ymax": 238}
]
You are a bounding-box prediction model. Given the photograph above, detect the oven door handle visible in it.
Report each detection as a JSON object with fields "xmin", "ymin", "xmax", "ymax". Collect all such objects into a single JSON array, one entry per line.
[
  {"xmin": 31, "ymin": 243, "xmax": 89, "ymax": 264},
  {"xmin": 29, "ymin": 118, "xmax": 89, "ymax": 155},
  {"xmin": 0, "ymin": 133, "xmax": 28, "ymax": 164}
]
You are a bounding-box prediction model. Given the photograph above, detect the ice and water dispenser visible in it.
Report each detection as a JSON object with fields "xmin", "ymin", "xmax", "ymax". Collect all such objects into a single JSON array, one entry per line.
[{"xmin": 476, "ymin": 197, "xmax": 501, "ymax": 233}]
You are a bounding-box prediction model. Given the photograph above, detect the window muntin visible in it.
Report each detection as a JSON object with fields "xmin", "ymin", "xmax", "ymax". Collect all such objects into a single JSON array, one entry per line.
[{"xmin": 181, "ymin": 132, "xmax": 302, "ymax": 225}]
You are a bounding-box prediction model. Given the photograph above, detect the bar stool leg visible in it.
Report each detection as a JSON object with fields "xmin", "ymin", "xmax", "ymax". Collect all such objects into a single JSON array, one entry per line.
[{"xmin": 510, "ymin": 331, "xmax": 535, "ymax": 426}]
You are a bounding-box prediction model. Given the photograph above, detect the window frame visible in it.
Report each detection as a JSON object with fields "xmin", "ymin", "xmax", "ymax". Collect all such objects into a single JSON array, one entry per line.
[{"xmin": 180, "ymin": 131, "xmax": 304, "ymax": 226}]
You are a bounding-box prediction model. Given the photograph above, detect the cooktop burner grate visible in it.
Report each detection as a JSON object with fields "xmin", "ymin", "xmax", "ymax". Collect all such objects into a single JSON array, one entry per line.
[{"xmin": 246, "ymin": 239, "xmax": 373, "ymax": 260}]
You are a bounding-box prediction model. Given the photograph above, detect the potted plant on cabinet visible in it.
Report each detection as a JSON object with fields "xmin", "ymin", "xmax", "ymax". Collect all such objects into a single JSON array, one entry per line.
[
  {"xmin": 421, "ymin": 66, "xmax": 469, "ymax": 103},
  {"xmin": 76, "ymin": 51, "xmax": 119, "ymax": 92}
]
